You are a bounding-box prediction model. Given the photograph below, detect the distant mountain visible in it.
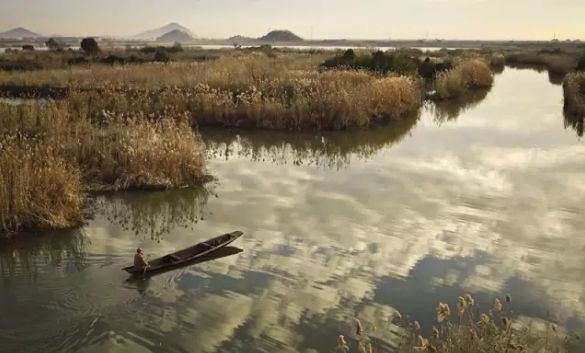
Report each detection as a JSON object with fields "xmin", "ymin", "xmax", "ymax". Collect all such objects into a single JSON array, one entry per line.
[
  {"xmin": 156, "ymin": 29, "xmax": 193, "ymax": 43},
  {"xmin": 258, "ymin": 30, "xmax": 303, "ymax": 42},
  {"xmin": 0, "ymin": 27, "xmax": 42, "ymax": 39},
  {"xmin": 132, "ymin": 23, "xmax": 194, "ymax": 40}
]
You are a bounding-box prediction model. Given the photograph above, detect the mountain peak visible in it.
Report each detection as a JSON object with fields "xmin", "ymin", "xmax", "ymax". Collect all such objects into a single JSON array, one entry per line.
[
  {"xmin": 157, "ymin": 29, "xmax": 194, "ymax": 43},
  {"xmin": 0, "ymin": 27, "xmax": 42, "ymax": 39},
  {"xmin": 132, "ymin": 23, "xmax": 194, "ymax": 40}
]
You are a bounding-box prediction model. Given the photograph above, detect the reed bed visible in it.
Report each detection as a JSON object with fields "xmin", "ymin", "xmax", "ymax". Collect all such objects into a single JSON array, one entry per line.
[
  {"xmin": 0, "ymin": 103, "xmax": 206, "ymax": 233},
  {"xmin": 490, "ymin": 53, "xmax": 506, "ymax": 68},
  {"xmin": 435, "ymin": 59, "xmax": 493, "ymax": 100},
  {"xmin": 63, "ymin": 72, "xmax": 422, "ymax": 130},
  {"xmin": 0, "ymin": 53, "xmax": 422, "ymax": 130},
  {"xmin": 0, "ymin": 142, "xmax": 82, "ymax": 233},
  {"xmin": 563, "ymin": 72, "xmax": 585, "ymax": 117},
  {"xmin": 505, "ymin": 52, "xmax": 578, "ymax": 75}
]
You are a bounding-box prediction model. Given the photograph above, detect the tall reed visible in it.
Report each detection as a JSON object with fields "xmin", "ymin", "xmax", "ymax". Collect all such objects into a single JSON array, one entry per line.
[
  {"xmin": 435, "ymin": 59, "xmax": 493, "ymax": 100},
  {"xmin": 0, "ymin": 141, "xmax": 82, "ymax": 233},
  {"xmin": 0, "ymin": 102, "xmax": 207, "ymax": 234},
  {"xmin": 563, "ymin": 72, "xmax": 585, "ymax": 116}
]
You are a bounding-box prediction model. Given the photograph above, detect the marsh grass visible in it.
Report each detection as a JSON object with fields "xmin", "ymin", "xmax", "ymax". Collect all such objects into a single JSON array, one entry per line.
[
  {"xmin": 490, "ymin": 53, "xmax": 506, "ymax": 68},
  {"xmin": 563, "ymin": 72, "xmax": 585, "ymax": 117},
  {"xmin": 63, "ymin": 70, "xmax": 422, "ymax": 130},
  {"xmin": 435, "ymin": 59, "xmax": 493, "ymax": 100},
  {"xmin": 0, "ymin": 53, "xmax": 422, "ymax": 130},
  {"xmin": 0, "ymin": 142, "xmax": 82, "ymax": 233},
  {"xmin": 505, "ymin": 52, "xmax": 578, "ymax": 75},
  {"xmin": 0, "ymin": 103, "xmax": 206, "ymax": 233}
]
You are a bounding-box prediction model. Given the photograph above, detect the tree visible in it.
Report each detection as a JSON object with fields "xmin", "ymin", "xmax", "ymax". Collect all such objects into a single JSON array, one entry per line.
[
  {"xmin": 80, "ymin": 37, "xmax": 99, "ymax": 56},
  {"xmin": 342, "ymin": 49, "xmax": 355, "ymax": 60},
  {"xmin": 46, "ymin": 38, "xmax": 61, "ymax": 50},
  {"xmin": 154, "ymin": 49, "xmax": 170, "ymax": 63}
]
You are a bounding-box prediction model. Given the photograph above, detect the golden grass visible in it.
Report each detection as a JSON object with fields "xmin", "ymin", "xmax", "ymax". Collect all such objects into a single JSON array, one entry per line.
[
  {"xmin": 0, "ymin": 103, "xmax": 207, "ymax": 189},
  {"xmin": 60, "ymin": 72, "xmax": 422, "ymax": 130},
  {"xmin": 563, "ymin": 72, "xmax": 585, "ymax": 116},
  {"xmin": 0, "ymin": 142, "xmax": 82, "ymax": 233},
  {"xmin": 0, "ymin": 103, "xmax": 206, "ymax": 234},
  {"xmin": 490, "ymin": 53, "xmax": 506, "ymax": 67},
  {"xmin": 0, "ymin": 53, "xmax": 422, "ymax": 130},
  {"xmin": 435, "ymin": 59, "xmax": 494, "ymax": 100}
]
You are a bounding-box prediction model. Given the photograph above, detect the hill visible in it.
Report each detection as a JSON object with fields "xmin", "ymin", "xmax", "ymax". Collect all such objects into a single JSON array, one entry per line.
[
  {"xmin": 228, "ymin": 35, "xmax": 256, "ymax": 43},
  {"xmin": 157, "ymin": 29, "xmax": 193, "ymax": 43},
  {"xmin": 258, "ymin": 30, "xmax": 303, "ymax": 42},
  {"xmin": 0, "ymin": 27, "xmax": 42, "ymax": 39},
  {"xmin": 133, "ymin": 23, "xmax": 194, "ymax": 40}
]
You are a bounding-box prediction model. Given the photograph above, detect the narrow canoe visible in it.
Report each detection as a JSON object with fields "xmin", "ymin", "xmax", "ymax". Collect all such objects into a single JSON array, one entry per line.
[{"xmin": 122, "ymin": 231, "xmax": 243, "ymax": 275}]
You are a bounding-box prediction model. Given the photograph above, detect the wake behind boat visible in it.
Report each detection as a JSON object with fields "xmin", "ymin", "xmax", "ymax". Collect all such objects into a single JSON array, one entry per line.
[{"xmin": 123, "ymin": 231, "xmax": 243, "ymax": 275}]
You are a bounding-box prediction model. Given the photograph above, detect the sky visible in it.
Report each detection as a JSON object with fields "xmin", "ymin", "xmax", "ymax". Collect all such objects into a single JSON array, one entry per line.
[{"xmin": 1, "ymin": 0, "xmax": 584, "ymax": 40}]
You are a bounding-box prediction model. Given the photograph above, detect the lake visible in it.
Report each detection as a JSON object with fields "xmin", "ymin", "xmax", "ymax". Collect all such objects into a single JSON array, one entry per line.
[{"xmin": 1, "ymin": 67, "xmax": 584, "ymax": 353}]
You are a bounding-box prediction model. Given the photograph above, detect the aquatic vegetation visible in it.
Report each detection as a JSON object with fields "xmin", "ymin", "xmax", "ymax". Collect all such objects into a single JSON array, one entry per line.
[
  {"xmin": 435, "ymin": 59, "xmax": 493, "ymax": 100},
  {"xmin": 505, "ymin": 51, "xmax": 578, "ymax": 75},
  {"xmin": 341, "ymin": 294, "xmax": 582, "ymax": 353},
  {"xmin": 563, "ymin": 72, "xmax": 585, "ymax": 117},
  {"xmin": 0, "ymin": 102, "xmax": 207, "ymax": 234},
  {"xmin": 546, "ymin": 55, "xmax": 578, "ymax": 75},
  {"xmin": 489, "ymin": 53, "xmax": 506, "ymax": 68},
  {"xmin": 0, "ymin": 142, "xmax": 82, "ymax": 233},
  {"xmin": 1, "ymin": 103, "xmax": 207, "ymax": 190},
  {"xmin": 62, "ymin": 72, "xmax": 422, "ymax": 130},
  {"xmin": 321, "ymin": 49, "xmax": 419, "ymax": 75},
  {"xmin": 0, "ymin": 53, "xmax": 422, "ymax": 130}
]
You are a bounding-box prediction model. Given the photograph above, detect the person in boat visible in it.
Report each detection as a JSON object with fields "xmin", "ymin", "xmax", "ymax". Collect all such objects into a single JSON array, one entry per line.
[{"xmin": 134, "ymin": 248, "xmax": 150, "ymax": 270}]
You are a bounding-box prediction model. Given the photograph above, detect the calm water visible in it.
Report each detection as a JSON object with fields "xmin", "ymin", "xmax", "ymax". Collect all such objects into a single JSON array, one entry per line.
[{"xmin": 1, "ymin": 68, "xmax": 585, "ymax": 353}]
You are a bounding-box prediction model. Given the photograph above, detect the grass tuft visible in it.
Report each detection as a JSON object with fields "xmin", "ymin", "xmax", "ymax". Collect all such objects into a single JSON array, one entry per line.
[{"xmin": 435, "ymin": 59, "xmax": 494, "ymax": 100}]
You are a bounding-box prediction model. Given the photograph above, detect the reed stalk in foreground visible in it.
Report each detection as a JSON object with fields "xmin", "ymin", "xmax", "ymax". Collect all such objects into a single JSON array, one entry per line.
[
  {"xmin": 435, "ymin": 59, "xmax": 494, "ymax": 100},
  {"xmin": 340, "ymin": 294, "xmax": 582, "ymax": 353}
]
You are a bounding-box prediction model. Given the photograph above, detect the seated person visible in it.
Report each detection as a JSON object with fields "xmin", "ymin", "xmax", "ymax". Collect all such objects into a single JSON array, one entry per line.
[{"xmin": 134, "ymin": 248, "xmax": 150, "ymax": 270}]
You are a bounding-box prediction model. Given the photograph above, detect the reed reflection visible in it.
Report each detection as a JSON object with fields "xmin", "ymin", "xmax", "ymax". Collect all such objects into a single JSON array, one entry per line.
[
  {"xmin": 95, "ymin": 186, "xmax": 212, "ymax": 241},
  {"xmin": 0, "ymin": 229, "xmax": 87, "ymax": 277},
  {"xmin": 564, "ymin": 110, "xmax": 584, "ymax": 137},
  {"xmin": 430, "ymin": 88, "xmax": 491, "ymax": 123},
  {"xmin": 202, "ymin": 113, "xmax": 420, "ymax": 169}
]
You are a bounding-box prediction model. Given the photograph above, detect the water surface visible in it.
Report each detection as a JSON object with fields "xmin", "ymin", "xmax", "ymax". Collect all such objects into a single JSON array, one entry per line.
[{"xmin": 1, "ymin": 68, "xmax": 584, "ymax": 353}]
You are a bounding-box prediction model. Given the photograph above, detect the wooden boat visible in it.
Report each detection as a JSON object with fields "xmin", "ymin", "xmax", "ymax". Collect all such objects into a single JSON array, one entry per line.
[{"xmin": 123, "ymin": 231, "xmax": 243, "ymax": 275}]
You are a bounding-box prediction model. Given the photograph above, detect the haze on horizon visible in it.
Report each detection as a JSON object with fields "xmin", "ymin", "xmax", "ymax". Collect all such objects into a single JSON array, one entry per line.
[{"xmin": 1, "ymin": 0, "xmax": 584, "ymax": 40}]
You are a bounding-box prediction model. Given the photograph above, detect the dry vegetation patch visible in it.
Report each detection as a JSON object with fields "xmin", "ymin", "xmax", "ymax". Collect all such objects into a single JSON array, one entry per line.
[
  {"xmin": 435, "ymin": 59, "xmax": 493, "ymax": 100},
  {"xmin": 563, "ymin": 72, "xmax": 585, "ymax": 116},
  {"xmin": 0, "ymin": 103, "xmax": 206, "ymax": 234}
]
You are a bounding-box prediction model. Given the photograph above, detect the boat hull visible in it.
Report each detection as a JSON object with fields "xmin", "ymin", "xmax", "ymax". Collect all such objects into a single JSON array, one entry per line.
[{"xmin": 122, "ymin": 231, "xmax": 243, "ymax": 275}]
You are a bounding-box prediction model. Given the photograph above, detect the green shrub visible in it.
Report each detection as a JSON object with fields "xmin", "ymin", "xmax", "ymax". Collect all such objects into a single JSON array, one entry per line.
[
  {"xmin": 154, "ymin": 49, "xmax": 170, "ymax": 63},
  {"xmin": 321, "ymin": 50, "xmax": 418, "ymax": 75}
]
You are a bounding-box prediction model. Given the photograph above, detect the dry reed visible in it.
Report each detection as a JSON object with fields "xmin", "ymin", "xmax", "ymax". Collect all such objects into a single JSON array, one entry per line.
[
  {"xmin": 341, "ymin": 294, "xmax": 581, "ymax": 353},
  {"xmin": 0, "ymin": 53, "xmax": 423, "ymax": 130},
  {"xmin": 563, "ymin": 72, "xmax": 585, "ymax": 116},
  {"xmin": 0, "ymin": 141, "xmax": 82, "ymax": 233},
  {"xmin": 435, "ymin": 59, "xmax": 494, "ymax": 100},
  {"xmin": 490, "ymin": 53, "xmax": 506, "ymax": 67},
  {"xmin": 0, "ymin": 102, "xmax": 207, "ymax": 233}
]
